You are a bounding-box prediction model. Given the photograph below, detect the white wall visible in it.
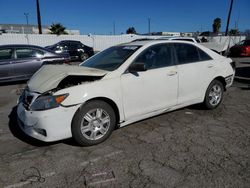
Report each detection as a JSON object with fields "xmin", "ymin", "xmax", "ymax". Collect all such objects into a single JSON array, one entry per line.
[
  {"xmin": 0, "ymin": 34, "xmax": 158, "ymax": 51},
  {"xmin": 0, "ymin": 33, "xmax": 246, "ymax": 52}
]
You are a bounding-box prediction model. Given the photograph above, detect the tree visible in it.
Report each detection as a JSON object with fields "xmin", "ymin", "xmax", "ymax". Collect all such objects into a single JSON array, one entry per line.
[
  {"xmin": 126, "ymin": 27, "xmax": 136, "ymax": 34},
  {"xmin": 229, "ymin": 29, "xmax": 239, "ymax": 36},
  {"xmin": 49, "ymin": 23, "xmax": 68, "ymax": 35},
  {"xmin": 212, "ymin": 18, "xmax": 221, "ymax": 34}
]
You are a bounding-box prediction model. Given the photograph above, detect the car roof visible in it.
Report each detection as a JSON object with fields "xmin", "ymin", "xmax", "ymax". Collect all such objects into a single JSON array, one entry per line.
[
  {"xmin": 170, "ymin": 37, "xmax": 195, "ymax": 40},
  {"xmin": 122, "ymin": 39, "xmax": 197, "ymax": 46},
  {"xmin": 59, "ymin": 40, "xmax": 81, "ymax": 43},
  {"xmin": 0, "ymin": 44, "xmax": 46, "ymax": 49}
]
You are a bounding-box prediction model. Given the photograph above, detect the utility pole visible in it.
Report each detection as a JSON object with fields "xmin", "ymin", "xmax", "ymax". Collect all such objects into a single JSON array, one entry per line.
[
  {"xmin": 24, "ymin": 13, "xmax": 29, "ymax": 44},
  {"xmin": 24, "ymin": 13, "xmax": 29, "ymax": 26},
  {"xmin": 36, "ymin": 0, "xmax": 42, "ymax": 34},
  {"xmin": 225, "ymin": 0, "xmax": 234, "ymax": 36},
  {"xmin": 113, "ymin": 21, "xmax": 116, "ymax": 35},
  {"xmin": 148, "ymin": 18, "xmax": 151, "ymax": 35}
]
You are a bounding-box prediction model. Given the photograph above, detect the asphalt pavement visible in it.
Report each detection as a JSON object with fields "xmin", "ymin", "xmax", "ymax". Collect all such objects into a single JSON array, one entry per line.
[{"xmin": 0, "ymin": 58, "xmax": 249, "ymax": 188}]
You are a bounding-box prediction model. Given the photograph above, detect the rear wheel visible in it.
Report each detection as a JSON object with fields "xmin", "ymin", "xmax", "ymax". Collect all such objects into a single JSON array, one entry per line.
[
  {"xmin": 203, "ymin": 80, "xmax": 224, "ymax": 109},
  {"xmin": 80, "ymin": 52, "xmax": 89, "ymax": 61},
  {"xmin": 72, "ymin": 100, "xmax": 116, "ymax": 146}
]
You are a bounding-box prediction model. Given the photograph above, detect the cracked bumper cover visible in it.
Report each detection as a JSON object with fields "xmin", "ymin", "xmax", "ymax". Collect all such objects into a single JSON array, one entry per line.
[
  {"xmin": 17, "ymin": 102, "xmax": 80, "ymax": 142},
  {"xmin": 225, "ymin": 74, "xmax": 234, "ymax": 88}
]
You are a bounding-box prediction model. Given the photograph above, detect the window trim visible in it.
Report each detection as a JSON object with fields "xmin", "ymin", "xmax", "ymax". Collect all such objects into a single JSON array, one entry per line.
[
  {"xmin": 173, "ymin": 43, "xmax": 211, "ymax": 65},
  {"xmin": 14, "ymin": 47, "xmax": 45, "ymax": 60}
]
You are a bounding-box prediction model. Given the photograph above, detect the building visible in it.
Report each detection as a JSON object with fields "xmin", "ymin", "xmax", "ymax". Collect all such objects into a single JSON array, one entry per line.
[
  {"xmin": 161, "ymin": 32, "xmax": 181, "ymax": 37},
  {"xmin": 0, "ymin": 24, "xmax": 80, "ymax": 35}
]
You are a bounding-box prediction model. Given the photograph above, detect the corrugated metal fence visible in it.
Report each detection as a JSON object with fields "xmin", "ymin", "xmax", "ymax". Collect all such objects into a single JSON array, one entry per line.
[
  {"xmin": 0, "ymin": 34, "xmax": 157, "ymax": 51},
  {"xmin": 0, "ymin": 33, "xmax": 245, "ymax": 52}
]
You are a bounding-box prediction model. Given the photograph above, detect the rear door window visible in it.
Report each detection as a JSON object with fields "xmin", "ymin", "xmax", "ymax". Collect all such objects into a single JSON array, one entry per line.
[
  {"xmin": 197, "ymin": 48, "xmax": 212, "ymax": 61},
  {"xmin": 174, "ymin": 43, "xmax": 200, "ymax": 64},
  {"xmin": 0, "ymin": 49, "xmax": 13, "ymax": 60},
  {"xmin": 16, "ymin": 48, "xmax": 44, "ymax": 59}
]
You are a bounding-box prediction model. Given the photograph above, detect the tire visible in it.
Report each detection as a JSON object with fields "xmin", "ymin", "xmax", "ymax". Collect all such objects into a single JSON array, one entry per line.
[
  {"xmin": 203, "ymin": 80, "xmax": 224, "ymax": 109},
  {"xmin": 79, "ymin": 52, "xmax": 89, "ymax": 62},
  {"xmin": 72, "ymin": 100, "xmax": 116, "ymax": 146}
]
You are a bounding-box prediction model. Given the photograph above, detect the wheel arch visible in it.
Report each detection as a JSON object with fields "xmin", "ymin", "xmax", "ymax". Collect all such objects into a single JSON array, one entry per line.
[
  {"xmin": 202, "ymin": 76, "xmax": 226, "ymax": 102},
  {"xmin": 213, "ymin": 76, "xmax": 227, "ymax": 91},
  {"xmin": 74, "ymin": 97, "xmax": 121, "ymax": 128}
]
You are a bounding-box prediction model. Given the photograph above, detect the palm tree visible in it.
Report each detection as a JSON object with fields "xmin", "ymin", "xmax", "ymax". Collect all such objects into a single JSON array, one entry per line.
[
  {"xmin": 212, "ymin": 18, "xmax": 221, "ymax": 34},
  {"xmin": 126, "ymin": 27, "xmax": 136, "ymax": 34},
  {"xmin": 49, "ymin": 23, "xmax": 68, "ymax": 35}
]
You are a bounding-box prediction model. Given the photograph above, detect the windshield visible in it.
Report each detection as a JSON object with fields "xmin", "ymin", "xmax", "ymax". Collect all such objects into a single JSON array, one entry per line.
[{"xmin": 81, "ymin": 45, "xmax": 140, "ymax": 71}]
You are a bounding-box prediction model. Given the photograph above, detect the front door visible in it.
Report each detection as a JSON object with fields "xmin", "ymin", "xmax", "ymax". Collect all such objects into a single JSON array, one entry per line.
[
  {"xmin": 121, "ymin": 44, "xmax": 178, "ymax": 120},
  {"xmin": 0, "ymin": 48, "xmax": 14, "ymax": 80}
]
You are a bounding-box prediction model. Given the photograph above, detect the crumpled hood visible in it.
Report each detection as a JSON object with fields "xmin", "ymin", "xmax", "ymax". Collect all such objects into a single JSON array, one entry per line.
[{"xmin": 27, "ymin": 65, "xmax": 108, "ymax": 93}]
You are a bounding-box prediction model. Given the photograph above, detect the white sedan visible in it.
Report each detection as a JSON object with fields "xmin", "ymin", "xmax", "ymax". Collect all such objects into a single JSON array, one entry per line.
[{"xmin": 17, "ymin": 40, "xmax": 235, "ymax": 146}]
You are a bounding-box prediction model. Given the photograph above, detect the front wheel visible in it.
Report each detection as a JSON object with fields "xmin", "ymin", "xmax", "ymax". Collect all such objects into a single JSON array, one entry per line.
[
  {"xmin": 72, "ymin": 100, "xmax": 116, "ymax": 146},
  {"xmin": 203, "ymin": 80, "xmax": 224, "ymax": 109}
]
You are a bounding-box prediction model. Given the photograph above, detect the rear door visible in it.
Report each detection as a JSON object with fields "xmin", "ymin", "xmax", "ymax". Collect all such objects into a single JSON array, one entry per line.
[
  {"xmin": 173, "ymin": 43, "xmax": 215, "ymax": 104},
  {"xmin": 69, "ymin": 42, "xmax": 80, "ymax": 59},
  {"xmin": 0, "ymin": 48, "xmax": 14, "ymax": 80},
  {"xmin": 12, "ymin": 48, "xmax": 44, "ymax": 79}
]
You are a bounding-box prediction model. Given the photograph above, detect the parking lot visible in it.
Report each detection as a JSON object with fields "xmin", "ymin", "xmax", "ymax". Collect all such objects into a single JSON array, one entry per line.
[{"xmin": 0, "ymin": 58, "xmax": 249, "ymax": 188}]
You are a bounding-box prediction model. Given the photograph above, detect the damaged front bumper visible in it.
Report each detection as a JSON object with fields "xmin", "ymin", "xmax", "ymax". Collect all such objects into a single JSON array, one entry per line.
[{"xmin": 17, "ymin": 101, "xmax": 80, "ymax": 142}]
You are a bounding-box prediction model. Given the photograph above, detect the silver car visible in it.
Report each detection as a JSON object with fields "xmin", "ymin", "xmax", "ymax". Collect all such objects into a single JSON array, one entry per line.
[{"xmin": 0, "ymin": 44, "xmax": 70, "ymax": 83}]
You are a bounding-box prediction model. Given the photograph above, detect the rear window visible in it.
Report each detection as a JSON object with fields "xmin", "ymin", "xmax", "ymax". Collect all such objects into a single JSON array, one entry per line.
[
  {"xmin": 173, "ymin": 38, "xmax": 194, "ymax": 42},
  {"xmin": 0, "ymin": 49, "xmax": 12, "ymax": 60}
]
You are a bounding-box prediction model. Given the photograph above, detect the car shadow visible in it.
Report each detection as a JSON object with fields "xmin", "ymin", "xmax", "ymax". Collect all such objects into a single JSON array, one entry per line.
[{"xmin": 8, "ymin": 106, "xmax": 80, "ymax": 147}]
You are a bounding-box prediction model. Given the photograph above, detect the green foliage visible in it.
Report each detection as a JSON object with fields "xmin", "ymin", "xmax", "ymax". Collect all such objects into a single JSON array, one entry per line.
[
  {"xmin": 212, "ymin": 18, "xmax": 221, "ymax": 34},
  {"xmin": 126, "ymin": 27, "xmax": 136, "ymax": 34},
  {"xmin": 229, "ymin": 29, "xmax": 239, "ymax": 35},
  {"xmin": 49, "ymin": 23, "xmax": 68, "ymax": 35}
]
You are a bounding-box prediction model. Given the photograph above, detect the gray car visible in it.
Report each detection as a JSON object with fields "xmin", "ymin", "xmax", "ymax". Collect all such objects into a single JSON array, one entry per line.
[{"xmin": 0, "ymin": 44, "xmax": 70, "ymax": 83}]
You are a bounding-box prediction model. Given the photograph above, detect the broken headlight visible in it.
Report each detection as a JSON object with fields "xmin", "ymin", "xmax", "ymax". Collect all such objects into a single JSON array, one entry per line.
[{"xmin": 30, "ymin": 94, "xmax": 68, "ymax": 111}]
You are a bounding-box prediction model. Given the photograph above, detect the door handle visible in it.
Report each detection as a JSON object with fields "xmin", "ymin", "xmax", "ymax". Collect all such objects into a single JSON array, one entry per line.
[{"xmin": 167, "ymin": 71, "xmax": 177, "ymax": 76}]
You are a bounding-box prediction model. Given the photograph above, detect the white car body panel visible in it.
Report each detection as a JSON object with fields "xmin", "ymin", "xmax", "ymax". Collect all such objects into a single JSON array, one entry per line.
[
  {"xmin": 121, "ymin": 66, "xmax": 178, "ymax": 120},
  {"xmin": 28, "ymin": 64, "xmax": 108, "ymax": 93},
  {"xmin": 17, "ymin": 40, "xmax": 234, "ymax": 142},
  {"xmin": 177, "ymin": 60, "xmax": 216, "ymax": 104}
]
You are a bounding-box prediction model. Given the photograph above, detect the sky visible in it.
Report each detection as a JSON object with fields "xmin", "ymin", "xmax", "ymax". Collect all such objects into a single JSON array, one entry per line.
[{"xmin": 0, "ymin": 0, "xmax": 249, "ymax": 35}]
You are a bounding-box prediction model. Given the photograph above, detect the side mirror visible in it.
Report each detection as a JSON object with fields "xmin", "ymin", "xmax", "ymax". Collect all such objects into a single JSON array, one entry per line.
[{"xmin": 128, "ymin": 62, "xmax": 147, "ymax": 72}]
